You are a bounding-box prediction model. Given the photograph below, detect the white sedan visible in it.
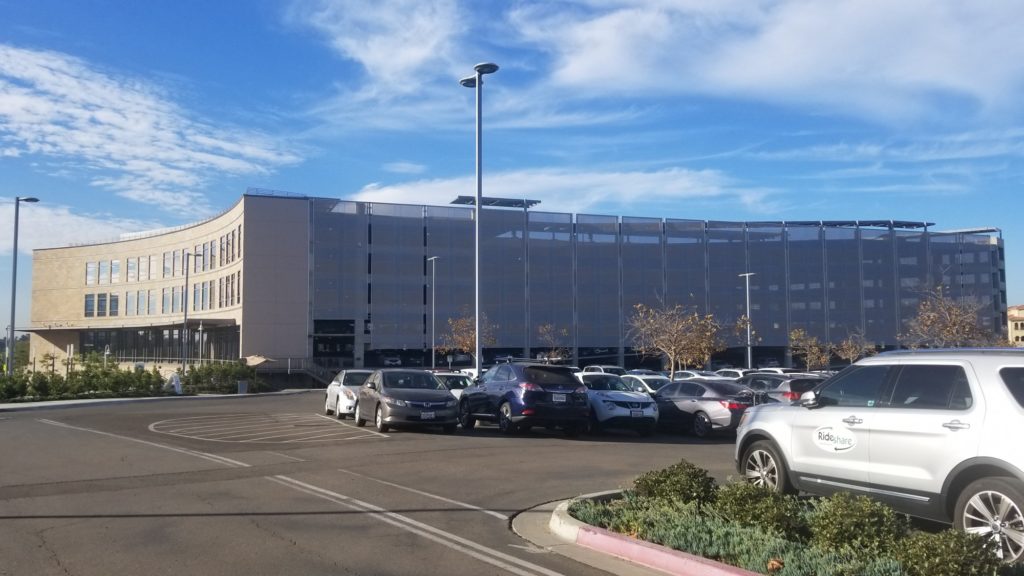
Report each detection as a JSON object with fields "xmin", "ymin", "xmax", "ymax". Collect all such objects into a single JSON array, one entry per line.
[
  {"xmin": 432, "ymin": 372, "xmax": 473, "ymax": 400},
  {"xmin": 579, "ymin": 373, "xmax": 658, "ymax": 436},
  {"xmin": 621, "ymin": 374, "xmax": 673, "ymax": 395},
  {"xmin": 325, "ymin": 369, "xmax": 373, "ymax": 419}
]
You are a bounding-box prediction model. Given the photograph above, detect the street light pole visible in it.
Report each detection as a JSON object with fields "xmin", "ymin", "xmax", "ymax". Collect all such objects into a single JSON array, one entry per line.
[
  {"xmin": 7, "ymin": 196, "xmax": 39, "ymax": 376},
  {"xmin": 461, "ymin": 62, "xmax": 498, "ymax": 377},
  {"xmin": 428, "ymin": 256, "xmax": 438, "ymax": 370},
  {"xmin": 739, "ymin": 272, "xmax": 755, "ymax": 370}
]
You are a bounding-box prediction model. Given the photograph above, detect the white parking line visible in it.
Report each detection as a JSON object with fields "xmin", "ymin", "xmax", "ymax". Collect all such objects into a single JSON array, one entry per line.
[
  {"xmin": 314, "ymin": 414, "xmax": 389, "ymax": 438},
  {"xmin": 269, "ymin": 476, "xmax": 564, "ymax": 576},
  {"xmin": 37, "ymin": 419, "xmax": 250, "ymax": 468},
  {"xmin": 337, "ymin": 468, "xmax": 508, "ymax": 520},
  {"xmin": 148, "ymin": 413, "xmax": 388, "ymax": 443}
]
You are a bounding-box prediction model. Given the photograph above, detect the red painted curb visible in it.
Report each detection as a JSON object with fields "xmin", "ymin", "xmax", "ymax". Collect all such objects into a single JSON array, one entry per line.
[{"xmin": 576, "ymin": 524, "xmax": 762, "ymax": 576}]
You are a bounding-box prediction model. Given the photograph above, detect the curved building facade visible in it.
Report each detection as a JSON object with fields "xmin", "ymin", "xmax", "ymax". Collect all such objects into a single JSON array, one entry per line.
[{"xmin": 29, "ymin": 191, "xmax": 1007, "ymax": 374}]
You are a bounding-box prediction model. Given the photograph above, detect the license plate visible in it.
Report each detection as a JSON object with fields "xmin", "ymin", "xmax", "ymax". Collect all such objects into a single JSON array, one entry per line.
[
  {"xmin": 552, "ymin": 393, "xmax": 567, "ymax": 403},
  {"xmin": 631, "ymin": 410, "xmax": 644, "ymax": 418},
  {"xmin": 420, "ymin": 411, "xmax": 435, "ymax": 420}
]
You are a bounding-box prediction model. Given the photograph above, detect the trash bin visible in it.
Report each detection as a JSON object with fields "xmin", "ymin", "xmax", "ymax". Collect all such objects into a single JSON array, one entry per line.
[{"xmin": 237, "ymin": 380, "xmax": 248, "ymax": 394}]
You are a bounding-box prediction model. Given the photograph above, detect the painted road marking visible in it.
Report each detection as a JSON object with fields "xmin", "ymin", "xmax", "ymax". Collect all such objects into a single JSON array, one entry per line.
[
  {"xmin": 337, "ymin": 468, "xmax": 509, "ymax": 520},
  {"xmin": 148, "ymin": 413, "xmax": 388, "ymax": 443}
]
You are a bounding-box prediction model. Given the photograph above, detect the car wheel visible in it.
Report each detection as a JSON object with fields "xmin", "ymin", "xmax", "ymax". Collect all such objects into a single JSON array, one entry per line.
[
  {"xmin": 458, "ymin": 401, "xmax": 476, "ymax": 430},
  {"xmin": 741, "ymin": 440, "xmax": 795, "ymax": 494},
  {"xmin": 955, "ymin": 477, "xmax": 1024, "ymax": 565},
  {"xmin": 324, "ymin": 394, "xmax": 333, "ymax": 416},
  {"xmin": 442, "ymin": 424, "xmax": 457, "ymax": 434},
  {"xmin": 375, "ymin": 405, "xmax": 389, "ymax": 433},
  {"xmin": 497, "ymin": 402, "xmax": 517, "ymax": 435},
  {"xmin": 354, "ymin": 404, "xmax": 366, "ymax": 427},
  {"xmin": 692, "ymin": 411, "xmax": 712, "ymax": 438}
]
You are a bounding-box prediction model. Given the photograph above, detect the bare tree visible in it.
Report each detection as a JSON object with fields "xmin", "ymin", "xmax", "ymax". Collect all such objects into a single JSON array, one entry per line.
[
  {"xmin": 536, "ymin": 323, "xmax": 570, "ymax": 363},
  {"xmin": 437, "ymin": 308, "xmax": 497, "ymax": 364},
  {"xmin": 899, "ymin": 286, "xmax": 1004, "ymax": 348},
  {"xmin": 628, "ymin": 303, "xmax": 727, "ymax": 373},
  {"xmin": 834, "ymin": 331, "xmax": 876, "ymax": 366},
  {"xmin": 789, "ymin": 328, "xmax": 832, "ymax": 371}
]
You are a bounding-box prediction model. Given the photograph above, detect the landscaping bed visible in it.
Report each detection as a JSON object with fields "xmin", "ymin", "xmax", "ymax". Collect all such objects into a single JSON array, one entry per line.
[{"xmin": 569, "ymin": 459, "xmax": 1023, "ymax": 576}]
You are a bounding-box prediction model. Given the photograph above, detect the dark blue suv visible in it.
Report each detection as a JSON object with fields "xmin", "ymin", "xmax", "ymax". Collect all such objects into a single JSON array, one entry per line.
[{"xmin": 458, "ymin": 363, "xmax": 589, "ymax": 436}]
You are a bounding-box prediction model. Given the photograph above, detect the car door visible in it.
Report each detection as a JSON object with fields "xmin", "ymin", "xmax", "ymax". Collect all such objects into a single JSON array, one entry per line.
[
  {"xmin": 788, "ymin": 364, "xmax": 891, "ymax": 490},
  {"xmin": 653, "ymin": 383, "xmax": 685, "ymax": 428},
  {"xmin": 868, "ymin": 362, "xmax": 984, "ymax": 498},
  {"xmin": 357, "ymin": 372, "xmax": 382, "ymax": 420},
  {"xmin": 487, "ymin": 365, "xmax": 515, "ymax": 410},
  {"xmin": 464, "ymin": 366, "xmax": 497, "ymax": 415}
]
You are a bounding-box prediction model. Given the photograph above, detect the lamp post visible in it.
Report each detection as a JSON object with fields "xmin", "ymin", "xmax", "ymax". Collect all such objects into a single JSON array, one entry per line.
[
  {"xmin": 7, "ymin": 196, "xmax": 38, "ymax": 377},
  {"xmin": 427, "ymin": 256, "xmax": 439, "ymax": 370},
  {"xmin": 197, "ymin": 321, "xmax": 204, "ymax": 365},
  {"xmin": 460, "ymin": 62, "xmax": 498, "ymax": 377},
  {"xmin": 739, "ymin": 272, "xmax": 755, "ymax": 370}
]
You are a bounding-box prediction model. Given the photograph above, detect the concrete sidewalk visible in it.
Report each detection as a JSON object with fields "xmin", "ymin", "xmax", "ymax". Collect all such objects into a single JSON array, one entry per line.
[
  {"xmin": 0, "ymin": 389, "xmax": 315, "ymax": 412},
  {"xmin": 512, "ymin": 492, "xmax": 759, "ymax": 576}
]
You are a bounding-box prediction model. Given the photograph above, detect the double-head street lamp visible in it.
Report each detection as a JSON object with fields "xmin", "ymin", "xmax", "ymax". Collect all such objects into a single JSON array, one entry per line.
[
  {"xmin": 7, "ymin": 196, "xmax": 39, "ymax": 376},
  {"xmin": 460, "ymin": 62, "xmax": 498, "ymax": 376},
  {"xmin": 427, "ymin": 256, "xmax": 439, "ymax": 369},
  {"xmin": 739, "ymin": 272, "xmax": 755, "ymax": 370}
]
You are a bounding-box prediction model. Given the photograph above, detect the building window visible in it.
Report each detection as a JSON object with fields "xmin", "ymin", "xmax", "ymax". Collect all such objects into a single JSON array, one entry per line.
[
  {"xmin": 99, "ymin": 261, "xmax": 110, "ymax": 284},
  {"xmin": 127, "ymin": 258, "xmax": 137, "ymax": 282},
  {"xmin": 163, "ymin": 252, "xmax": 172, "ymax": 278},
  {"xmin": 172, "ymin": 286, "xmax": 181, "ymax": 313},
  {"xmin": 126, "ymin": 291, "xmax": 136, "ymax": 316},
  {"xmin": 109, "ymin": 293, "xmax": 119, "ymax": 317},
  {"xmin": 148, "ymin": 290, "xmax": 157, "ymax": 315},
  {"xmin": 162, "ymin": 288, "xmax": 170, "ymax": 314},
  {"xmin": 111, "ymin": 260, "xmax": 120, "ymax": 283},
  {"xmin": 202, "ymin": 281, "xmax": 209, "ymax": 310},
  {"xmin": 84, "ymin": 294, "xmax": 95, "ymax": 317},
  {"xmin": 173, "ymin": 250, "xmax": 181, "ymax": 277},
  {"xmin": 97, "ymin": 293, "xmax": 107, "ymax": 317},
  {"xmin": 86, "ymin": 262, "xmax": 97, "ymax": 285}
]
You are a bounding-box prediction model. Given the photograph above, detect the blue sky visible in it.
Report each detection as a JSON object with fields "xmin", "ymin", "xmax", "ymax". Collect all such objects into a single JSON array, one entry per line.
[{"xmin": 3, "ymin": 0, "xmax": 1024, "ymax": 332}]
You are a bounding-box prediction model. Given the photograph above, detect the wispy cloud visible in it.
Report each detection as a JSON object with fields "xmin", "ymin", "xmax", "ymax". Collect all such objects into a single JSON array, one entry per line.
[
  {"xmin": 382, "ymin": 161, "xmax": 427, "ymax": 174},
  {"xmin": 348, "ymin": 166, "xmax": 771, "ymax": 216},
  {"xmin": 0, "ymin": 44, "xmax": 303, "ymax": 216},
  {"xmin": 0, "ymin": 197, "xmax": 161, "ymax": 254}
]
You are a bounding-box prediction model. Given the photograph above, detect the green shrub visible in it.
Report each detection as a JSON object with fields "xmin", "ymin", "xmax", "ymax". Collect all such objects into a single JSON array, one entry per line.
[
  {"xmin": 712, "ymin": 481, "xmax": 808, "ymax": 541},
  {"xmin": 632, "ymin": 459, "xmax": 717, "ymax": 505},
  {"xmin": 808, "ymin": 492, "xmax": 909, "ymax": 558},
  {"xmin": 892, "ymin": 529, "xmax": 1000, "ymax": 576}
]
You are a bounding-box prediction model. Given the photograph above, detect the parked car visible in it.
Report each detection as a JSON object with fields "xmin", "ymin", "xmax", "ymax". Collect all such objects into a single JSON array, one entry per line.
[
  {"xmin": 736, "ymin": 349, "xmax": 1024, "ymax": 565},
  {"xmin": 670, "ymin": 370, "xmax": 731, "ymax": 381},
  {"xmin": 458, "ymin": 362, "xmax": 589, "ymax": 436},
  {"xmin": 433, "ymin": 371, "xmax": 473, "ymax": 399},
  {"xmin": 382, "ymin": 355, "xmax": 402, "ymax": 367},
  {"xmin": 577, "ymin": 362, "xmax": 630, "ymax": 377},
  {"xmin": 579, "ymin": 373, "xmax": 658, "ymax": 436},
  {"xmin": 621, "ymin": 374, "xmax": 673, "ymax": 395},
  {"xmin": 715, "ymin": 368, "xmax": 756, "ymax": 379},
  {"xmin": 324, "ymin": 369, "xmax": 373, "ymax": 419},
  {"xmin": 752, "ymin": 367, "xmax": 803, "ymax": 375},
  {"xmin": 627, "ymin": 369, "xmax": 664, "ymax": 376},
  {"xmin": 354, "ymin": 369, "xmax": 458, "ymax": 433},
  {"xmin": 735, "ymin": 372, "xmax": 826, "ymax": 403},
  {"xmin": 655, "ymin": 378, "xmax": 767, "ymax": 438}
]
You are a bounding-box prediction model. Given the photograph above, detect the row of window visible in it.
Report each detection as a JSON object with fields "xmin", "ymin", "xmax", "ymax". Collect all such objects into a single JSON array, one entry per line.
[
  {"xmin": 84, "ymin": 225, "xmax": 242, "ymax": 286},
  {"xmin": 84, "ymin": 271, "xmax": 242, "ymax": 318}
]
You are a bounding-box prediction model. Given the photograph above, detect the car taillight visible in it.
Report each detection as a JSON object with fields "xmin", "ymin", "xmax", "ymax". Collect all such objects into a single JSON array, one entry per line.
[
  {"xmin": 782, "ymin": 391, "xmax": 800, "ymax": 400},
  {"xmin": 573, "ymin": 386, "xmax": 587, "ymax": 394},
  {"xmin": 720, "ymin": 401, "xmax": 746, "ymax": 410},
  {"xmin": 519, "ymin": 382, "xmax": 542, "ymax": 391}
]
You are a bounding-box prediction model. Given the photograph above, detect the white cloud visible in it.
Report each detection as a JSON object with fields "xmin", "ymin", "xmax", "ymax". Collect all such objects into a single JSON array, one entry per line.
[
  {"xmin": 348, "ymin": 166, "xmax": 764, "ymax": 216},
  {"xmin": 0, "ymin": 44, "xmax": 302, "ymax": 217},
  {"xmin": 506, "ymin": 0, "xmax": 1024, "ymax": 123},
  {"xmin": 383, "ymin": 161, "xmax": 427, "ymax": 174},
  {"xmin": 0, "ymin": 198, "xmax": 162, "ymax": 255}
]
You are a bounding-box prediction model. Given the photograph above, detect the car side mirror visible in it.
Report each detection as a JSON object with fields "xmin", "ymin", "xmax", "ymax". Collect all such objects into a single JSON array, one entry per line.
[
  {"xmin": 367, "ymin": 382, "xmax": 377, "ymax": 390},
  {"xmin": 799, "ymin": 390, "xmax": 818, "ymax": 408}
]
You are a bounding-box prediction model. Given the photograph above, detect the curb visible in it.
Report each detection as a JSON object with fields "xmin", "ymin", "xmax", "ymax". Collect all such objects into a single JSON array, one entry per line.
[
  {"xmin": 0, "ymin": 389, "xmax": 315, "ymax": 413},
  {"xmin": 549, "ymin": 491, "xmax": 760, "ymax": 576}
]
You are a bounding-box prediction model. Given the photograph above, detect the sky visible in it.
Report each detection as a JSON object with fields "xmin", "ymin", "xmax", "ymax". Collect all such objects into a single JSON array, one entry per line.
[{"xmin": 3, "ymin": 0, "xmax": 1024, "ymax": 335}]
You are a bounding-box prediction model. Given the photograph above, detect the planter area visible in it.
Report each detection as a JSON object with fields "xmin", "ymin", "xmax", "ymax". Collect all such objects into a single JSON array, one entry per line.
[{"xmin": 567, "ymin": 459, "xmax": 1023, "ymax": 576}]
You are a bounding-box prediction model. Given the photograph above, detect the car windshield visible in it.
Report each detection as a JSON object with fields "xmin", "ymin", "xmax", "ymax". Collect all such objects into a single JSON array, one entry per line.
[
  {"xmin": 343, "ymin": 372, "xmax": 371, "ymax": 386},
  {"xmin": 584, "ymin": 375, "xmax": 631, "ymax": 392},
  {"xmin": 644, "ymin": 376, "xmax": 671, "ymax": 390},
  {"xmin": 436, "ymin": 374, "xmax": 471, "ymax": 389},
  {"xmin": 382, "ymin": 372, "xmax": 444, "ymax": 390},
  {"xmin": 522, "ymin": 366, "xmax": 579, "ymax": 386}
]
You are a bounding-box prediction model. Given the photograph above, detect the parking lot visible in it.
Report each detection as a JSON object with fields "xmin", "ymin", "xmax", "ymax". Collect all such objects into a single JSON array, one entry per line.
[{"xmin": 0, "ymin": 391, "xmax": 737, "ymax": 576}]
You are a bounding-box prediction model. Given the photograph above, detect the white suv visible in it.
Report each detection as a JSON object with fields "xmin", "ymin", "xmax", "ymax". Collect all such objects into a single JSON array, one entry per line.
[{"xmin": 735, "ymin": 349, "xmax": 1024, "ymax": 564}]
